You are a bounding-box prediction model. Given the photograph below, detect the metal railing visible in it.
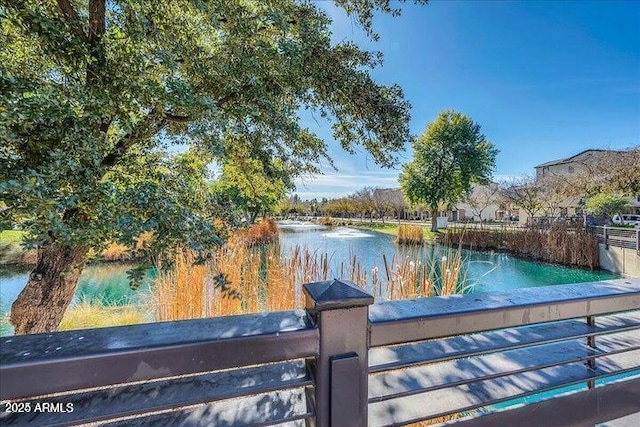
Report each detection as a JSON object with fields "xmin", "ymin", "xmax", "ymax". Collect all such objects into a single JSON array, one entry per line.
[
  {"xmin": 1, "ymin": 278, "xmax": 639, "ymax": 426},
  {"xmin": 589, "ymin": 225, "xmax": 640, "ymax": 253},
  {"xmin": 1, "ymin": 311, "xmax": 319, "ymax": 426}
]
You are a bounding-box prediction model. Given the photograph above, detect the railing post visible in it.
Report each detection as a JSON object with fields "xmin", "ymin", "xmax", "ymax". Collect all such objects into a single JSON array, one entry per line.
[
  {"xmin": 586, "ymin": 315, "xmax": 596, "ymax": 389},
  {"xmin": 303, "ymin": 279, "xmax": 373, "ymax": 427},
  {"xmin": 603, "ymin": 225, "xmax": 608, "ymax": 249},
  {"xmin": 636, "ymin": 228, "xmax": 639, "ymax": 256}
]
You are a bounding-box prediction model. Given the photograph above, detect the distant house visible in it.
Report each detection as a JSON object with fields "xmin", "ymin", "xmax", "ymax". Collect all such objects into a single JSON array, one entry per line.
[
  {"xmin": 534, "ymin": 149, "xmax": 613, "ymax": 180},
  {"xmin": 533, "ymin": 149, "xmax": 640, "ymax": 218},
  {"xmin": 451, "ymin": 183, "xmax": 503, "ymax": 222}
]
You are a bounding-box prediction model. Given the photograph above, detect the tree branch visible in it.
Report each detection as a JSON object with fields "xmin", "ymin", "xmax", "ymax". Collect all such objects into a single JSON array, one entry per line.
[
  {"xmin": 165, "ymin": 113, "xmax": 192, "ymax": 123},
  {"xmin": 215, "ymin": 84, "xmax": 253, "ymax": 109},
  {"xmin": 101, "ymin": 112, "xmax": 167, "ymax": 168},
  {"xmin": 86, "ymin": 0, "xmax": 106, "ymax": 85},
  {"xmin": 56, "ymin": 0, "xmax": 87, "ymax": 42},
  {"xmin": 88, "ymin": 0, "xmax": 106, "ymax": 43}
]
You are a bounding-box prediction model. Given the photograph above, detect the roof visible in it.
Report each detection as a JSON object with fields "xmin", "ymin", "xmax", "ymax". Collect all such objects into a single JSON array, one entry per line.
[{"xmin": 534, "ymin": 149, "xmax": 616, "ymax": 169}]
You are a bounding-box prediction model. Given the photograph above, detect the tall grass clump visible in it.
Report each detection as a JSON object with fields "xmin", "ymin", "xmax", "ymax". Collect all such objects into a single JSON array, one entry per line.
[
  {"xmin": 230, "ymin": 218, "xmax": 279, "ymax": 247},
  {"xmin": 59, "ymin": 301, "xmax": 147, "ymax": 331},
  {"xmin": 397, "ymin": 224, "xmax": 424, "ymax": 245},
  {"xmin": 444, "ymin": 225, "xmax": 599, "ymax": 268},
  {"xmin": 371, "ymin": 245, "xmax": 467, "ymax": 301},
  {"xmin": 318, "ymin": 216, "xmax": 335, "ymax": 226},
  {"xmin": 153, "ymin": 242, "xmax": 468, "ymax": 321},
  {"xmin": 154, "ymin": 251, "xmax": 210, "ymax": 320}
]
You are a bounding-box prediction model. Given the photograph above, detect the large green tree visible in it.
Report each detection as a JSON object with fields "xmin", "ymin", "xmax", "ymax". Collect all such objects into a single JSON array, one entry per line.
[
  {"xmin": 400, "ymin": 111, "xmax": 498, "ymax": 231},
  {"xmin": 213, "ymin": 157, "xmax": 291, "ymax": 225},
  {"xmin": 0, "ymin": 0, "xmax": 422, "ymax": 334},
  {"xmin": 584, "ymin": 193, "xmax": 630, "ymax": 218}
]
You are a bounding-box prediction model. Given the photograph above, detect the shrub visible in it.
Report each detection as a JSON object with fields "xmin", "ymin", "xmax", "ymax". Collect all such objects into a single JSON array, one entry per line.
[
  {"xmin": 231, "ymin": 218, "xmax": 279, "ymax": 247},
  {"xmin": 318, "ymin": 216, "xmax": 335, "ymax": 226},
  {"xmin": 397, "ymin": 224, "xmax": 424, "ymax": 245}
]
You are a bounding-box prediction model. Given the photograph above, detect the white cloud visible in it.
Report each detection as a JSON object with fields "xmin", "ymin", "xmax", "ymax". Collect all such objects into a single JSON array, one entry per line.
[{"xmin": 293, "ymin": 171, "xmax": 400, "ymax": 199}]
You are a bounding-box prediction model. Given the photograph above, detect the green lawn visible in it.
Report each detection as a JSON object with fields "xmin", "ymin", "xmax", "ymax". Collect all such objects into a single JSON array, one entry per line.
[
  {"xmin": 353, "ymin": 222, "xmax": 439, "ymax": 241},
  {"xmin": 0, "ymin": 230, "xmax": 33, "ymax": 265},
  {"xmin": 0, "ymin": 230, "xmax": 25, "ymax": 244}
]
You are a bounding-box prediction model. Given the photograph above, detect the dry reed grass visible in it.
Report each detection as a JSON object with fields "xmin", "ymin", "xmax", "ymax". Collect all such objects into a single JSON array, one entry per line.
[
  {"xmin": 154, "ymin": 251, "xmax": 210, "ymax": 320},
  {"xmin": 100, "ymin": 243, "xmax": 131, "ymax": 261},
  {"xmin": 59, "ymin": 301, "xmax": 147, "ymax": 331},
  {"xmin": 153, "ymin": 241, "xmax": 467, "ymax": 321},
  {"xmin": 85, "ymin": 232, "xmax": 155, "ymax": 262},
  {"xmin": 397, "ymin": 224, "xmax": 424, "ymax": 245},
  {"xmin": 443, "ymin": 225, "xmax": 599, "ymax": 268},
  {"xmin": 318, "ymin": 216, "xmax": 335, "ymax": 226},
  {"xmin": 230, "ymin": 218, "xmax": 279, "ymax": 247}
]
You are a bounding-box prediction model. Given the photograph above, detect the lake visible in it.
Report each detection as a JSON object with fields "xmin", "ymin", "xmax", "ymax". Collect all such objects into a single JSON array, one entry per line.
[
  {"xmin": 278, "ymin": 224, "xmax": 619, "ymax": 293},
  {"xmin": 0, "ymin": 225, "xmax": 619, "ymax": 334}
]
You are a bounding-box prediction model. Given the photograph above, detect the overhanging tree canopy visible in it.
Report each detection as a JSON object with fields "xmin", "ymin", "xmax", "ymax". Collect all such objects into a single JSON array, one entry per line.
[{"xmin": 0, "ymin": 0, "xmax": 423, "ymax": 333}]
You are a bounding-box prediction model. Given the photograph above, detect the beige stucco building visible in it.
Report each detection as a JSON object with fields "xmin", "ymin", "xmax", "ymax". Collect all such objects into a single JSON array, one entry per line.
[{"xmin": 533, "ymin": 149, "xmax": 640, "ymax": 220}]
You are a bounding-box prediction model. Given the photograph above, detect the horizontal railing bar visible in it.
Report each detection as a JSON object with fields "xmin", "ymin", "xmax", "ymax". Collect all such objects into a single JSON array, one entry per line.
[
  {"xmin": 444, "ymin": 377, "xmax": 640, "ymax": 427},
  {"xmin": 368, "ymin": 350, "xmax": 640, "ymax": 426},
  {"xmin": 1, "ymin": 360, "xmax": 312, "ymax": 427},
  {"xmin": 0, "ymin": 310, "xmax": 313, "ymax": 364},
  {"xmin": 380, "ymin": 368, "xmax": 640, "ymax": 427},
  {"xmin": 369, "ymin": 279, "xmax": 640, "ymax": 347},
  {"xmin": 0, "ymin": 327, "xmax": 319, "ymax": 401},
  {"xmin": 369, "ymin": 332, "xmax": 640, "ymax": 403},
  {"xmin": 369, "ymin": 313, "xmax": 640, "ymax": 373},
  {"xmin": 101, "ymin": 388, "xmax": 312, "ymax": 427}
]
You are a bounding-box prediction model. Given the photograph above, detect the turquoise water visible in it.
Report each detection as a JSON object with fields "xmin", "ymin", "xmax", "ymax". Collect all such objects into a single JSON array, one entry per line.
[
  {"xmin": 0, "ymin": 226, "xmax": 619, "ymax": 334},
  {"xmin": 279, "ymin": 226, "xmax": 619, "ymax": 294},
  {"xmin": 0, "ymin": 263, "xmax": 154, "ymax": 334}
]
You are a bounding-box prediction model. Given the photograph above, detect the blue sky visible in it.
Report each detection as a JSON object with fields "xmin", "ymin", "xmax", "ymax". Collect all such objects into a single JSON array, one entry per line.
[{"xmin": 293, "ymin": 0, "xmax": 640, "ymax": 200}]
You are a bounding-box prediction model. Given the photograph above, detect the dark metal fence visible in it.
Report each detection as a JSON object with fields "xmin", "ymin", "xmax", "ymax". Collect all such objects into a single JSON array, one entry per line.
[
  {"xmin": 1, "ymin": 278, "xmax": 639, "ymax": 426},
  {"xmin": 589, "ymin": 225, "xmax": 640, "ymax": 253}
]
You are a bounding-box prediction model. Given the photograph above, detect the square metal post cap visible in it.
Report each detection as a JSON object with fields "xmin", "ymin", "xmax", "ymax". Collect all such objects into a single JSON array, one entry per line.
[{"xmin": 303, "ymin": 279, "xmax": 374, "ymax": 311}]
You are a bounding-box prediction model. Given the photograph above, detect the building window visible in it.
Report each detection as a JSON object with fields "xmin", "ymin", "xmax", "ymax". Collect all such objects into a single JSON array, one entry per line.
[{"xmin": 568, "ymin": 166, "xmax": 574, "ymax": 173}]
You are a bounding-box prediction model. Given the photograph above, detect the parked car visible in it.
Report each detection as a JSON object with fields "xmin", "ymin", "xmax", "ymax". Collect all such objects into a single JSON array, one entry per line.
[{"xmin": 611, "ymin": 214, "xmax": 640, "ymax": 227}]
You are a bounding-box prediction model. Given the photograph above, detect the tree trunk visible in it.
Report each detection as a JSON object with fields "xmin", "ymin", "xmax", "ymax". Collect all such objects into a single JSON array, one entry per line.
[
  {"xmin": 10, "ymin": 245, "xmax": 89, "ymax": 334},
  {"xmin": 430, "ymin": 209, "xmax": 438, "ymax": 232}
]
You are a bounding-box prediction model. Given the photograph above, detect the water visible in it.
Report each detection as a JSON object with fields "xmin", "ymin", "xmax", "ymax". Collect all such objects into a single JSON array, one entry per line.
[
  {"xmin": 0, "ymin": 226, "xmax": 619, "ymax": 334},
  {"xmin": 0, "ymin": 263, "xmax": 154, "ymax": 330},
  {"xmin": 279, "ymin": 226, "xmax": 619, "ymax": 293}
]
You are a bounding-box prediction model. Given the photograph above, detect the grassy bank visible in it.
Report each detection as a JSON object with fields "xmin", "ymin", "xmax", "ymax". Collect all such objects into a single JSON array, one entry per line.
[
  {"xmin": 59, "ymin": 302, "xmax": 148, "ymax": 331},
  {"xmin": 0, "ymin": 231, "xmax": 36, "ymax": 265},
  {"xmin": 0, "ymin": 230, "xmax": 146, "ymax": 265},
  {"xmin": 351, "ymin": 222, "xmax": 439, "ymax": 241},
  {"xmin": 1, "ymin": 302, "xmax": 149, "ymax": 335}
]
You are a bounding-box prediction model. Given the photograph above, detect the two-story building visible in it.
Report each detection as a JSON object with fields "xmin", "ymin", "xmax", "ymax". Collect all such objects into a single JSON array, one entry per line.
[{"xmin": 534, "ymin": 149, "xmax": 640, "ymax": 218}]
